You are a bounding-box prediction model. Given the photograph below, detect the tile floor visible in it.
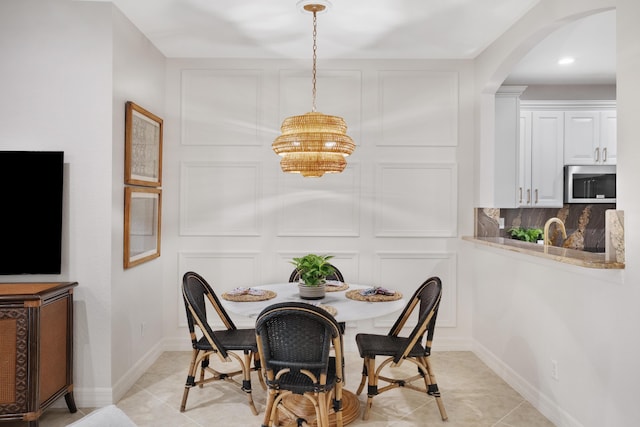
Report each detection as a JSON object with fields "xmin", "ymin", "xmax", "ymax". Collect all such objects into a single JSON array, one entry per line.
[{"xmin": 8, "ymin": 351, "xmax": 554, "ymax": 427}]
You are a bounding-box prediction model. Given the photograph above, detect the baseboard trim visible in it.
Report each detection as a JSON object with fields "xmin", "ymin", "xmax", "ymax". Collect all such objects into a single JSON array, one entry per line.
[
  {"xmin": 472, "ymin": 340, "xmax": 583, "ymax": 427},
  {"xmin": 50, "ymin": 387, "xmax": 113, "ymax": 409},
  {"xmin": 112, "ymin": 342, "xmax": 165, "ymax": 402}
]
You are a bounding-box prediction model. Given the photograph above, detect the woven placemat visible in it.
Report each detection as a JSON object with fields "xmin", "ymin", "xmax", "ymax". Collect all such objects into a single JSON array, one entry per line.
[
  {"xmin": 221, "ymin": 290, "xmax": 276, "ymax": 302},
  {"xmin": 345, "ymin": 289, "xmax": 403, "ymax": 302},
  {"xmin": 317, "ymin": 304, "xmax": 337, "ymax": 316},
  {"xmin": 325, "ymin": 283, "xmax": 349, "ymax": 292}
]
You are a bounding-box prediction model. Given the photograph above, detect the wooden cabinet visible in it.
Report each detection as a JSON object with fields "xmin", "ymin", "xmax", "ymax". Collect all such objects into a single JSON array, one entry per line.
[
  {"xmin": 0, "ymin": 282, "xmax": 78, "ymax": 426},
  {"xmin": 564, "ymin": 108, "xmax": 617, "ymax": 165},
  {"xmin": 517, "ymin": 110, "xmax": 564, "ymax": 207}
]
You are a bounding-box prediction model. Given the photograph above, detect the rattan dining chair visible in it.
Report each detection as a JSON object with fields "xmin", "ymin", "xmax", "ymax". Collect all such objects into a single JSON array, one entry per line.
[
  {"xmin": 180, "ymin": 271, "xmax": 265, "ymax": 415},
  {"xmin": 355, "ymin": 276, "xmax": 447, "ymax": 421},
  {"xmin": 255, "ymin": 302, "xmax": 344, "ymax": 427},
  {"xmin": 288, "ymin": 263, "xmax": 344, "ymax": 283}
]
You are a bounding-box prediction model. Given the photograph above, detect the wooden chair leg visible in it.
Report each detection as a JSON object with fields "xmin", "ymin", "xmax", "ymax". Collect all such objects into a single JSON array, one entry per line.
[
  {"xmin": 333, "ymin": 388, "xmax": 344, "ymax": 427},
  {"xmin": 254, "ymin": 352, "xmax": 267, "ymax": 390},
  {"xmin": 356, "ymin": 359, "xmax": 367, "ymax": 395},
  {"xmin": 180, "ymin": 349, "xmax": 199, "ymax": 412},
  {"xmin": 261, "ymin": 388, "xmax": 277, "ymax": 427},
  {"xmin": 198, "ymin": 355, "xmax": 208, "ymax": 388},
  {"xmin": 424, "ymin": 356, "xmax": 448, "ymax": 421},
  {"xmin": 362, "ymin": 357, "xmax": 377, "ymax": 420},
  {"xmin": 317, "ymin": 392, "xmax": 329, "ymax": 427},
  {"xmin": 242, "ymin": 351, "xmax": 259, "ymax": 415}
]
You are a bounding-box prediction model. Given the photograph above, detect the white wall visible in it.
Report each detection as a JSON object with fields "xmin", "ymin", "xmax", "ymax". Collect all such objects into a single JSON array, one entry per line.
[
  {"xmin": 472, "ymin": 0, "xmax": 640, "ymax": 426},
  {"xmin": 0, "ymin": 0, "xmax": 114, "ymax": 405},
  {"xmin": 110, "ymin": 6, "xmax": 166, "ymax": 400},
  {"xmin": 0, "ymin": 0, "xmax": 167, "ymax": 406},
  {"xmin": 161, "ymin": 58, "xmax": 476, "ymax": 352}
]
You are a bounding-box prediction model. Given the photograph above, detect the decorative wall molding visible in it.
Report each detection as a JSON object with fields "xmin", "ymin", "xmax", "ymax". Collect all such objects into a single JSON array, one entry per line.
[
  {"xmin": 276, "ymin": 164, "xmax": 361, "ymax": 236},
  {"xmin": 180, "ymin": 161, "xmax": 261, "ymax": 236},
  {"xmin": 374, "ymin": 163, "xmax": 458, "ymax": 237},
  {"xmin": 378, "ymin": 70, "xmax": 459, "ymax": 146},
  {"xmin": 170, "ymin": 60, "xmax": 467, "ymax": 356},
  {"xmin": 181, "ymin": 69, "xmax": 262, "ymax": 146},
  {"xmin": 375, "ymin": 251, "xmax": 457, "ymax": 328}
]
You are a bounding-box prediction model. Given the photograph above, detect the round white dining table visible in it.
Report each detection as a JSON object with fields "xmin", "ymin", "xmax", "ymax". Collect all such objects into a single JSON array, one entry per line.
[
  {"xmin": 220, "ymin": 282, "xmax": 406, "ymax": 323},
  {"xmin": 220, "ymin": 282, "xmax": 406, "ymax": 426}
]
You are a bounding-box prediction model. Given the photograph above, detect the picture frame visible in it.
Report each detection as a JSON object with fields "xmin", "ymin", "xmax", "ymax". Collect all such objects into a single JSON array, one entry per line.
[
  {"xmin": 125, "ymin": 101, "xmax": 163, "ymax": 187},
  {"xmin": 124, "ymin": 186, "xmax": 162, "ymax": 269}
]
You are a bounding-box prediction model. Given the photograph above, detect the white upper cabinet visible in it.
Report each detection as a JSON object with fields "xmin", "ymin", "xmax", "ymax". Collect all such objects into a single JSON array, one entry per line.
[
  {"xmin": 493, "ymin": 95, "xmax": 615, "ymax": 208},
  {"xmin": 599, "ymin": 110, "xmax": 617, "ymax": 164},
  {"xmin": 518, "ymin": 110, "xmax": 564, "ymax": 207},
  {"xmin": 493, "ymin": 86, "xmax": 527, "ymax": 208},
  {"xmin": 564, "ymin": 104, "xmax": 617, "ymax": 165}
]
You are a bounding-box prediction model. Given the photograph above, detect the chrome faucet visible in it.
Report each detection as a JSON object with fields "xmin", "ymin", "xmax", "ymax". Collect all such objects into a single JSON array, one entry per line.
[{"xmin": 543, "ymin": 217, "xmax": 567, "ymax": 246}]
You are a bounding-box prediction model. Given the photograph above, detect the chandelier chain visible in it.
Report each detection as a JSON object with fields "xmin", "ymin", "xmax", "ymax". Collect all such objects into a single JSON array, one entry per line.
[{"xmin": 312, "ymin": 11, "xmax": 318, "ymax": 112}]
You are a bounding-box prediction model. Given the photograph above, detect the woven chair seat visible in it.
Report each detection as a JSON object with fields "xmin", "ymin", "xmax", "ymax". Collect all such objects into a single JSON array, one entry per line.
[
  {"xmin": 193, "ymin": 329, "xmax": 258, "ymax": 352},
  {"xmin": 356, "ymin": 334, "xmax": 426, "ymax": 359}
]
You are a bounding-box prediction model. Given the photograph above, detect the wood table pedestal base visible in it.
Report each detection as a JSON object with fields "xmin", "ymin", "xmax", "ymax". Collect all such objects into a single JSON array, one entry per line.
[{"xmin": 278, "ymin": 390, "xmax": 361, "ymax": 426}]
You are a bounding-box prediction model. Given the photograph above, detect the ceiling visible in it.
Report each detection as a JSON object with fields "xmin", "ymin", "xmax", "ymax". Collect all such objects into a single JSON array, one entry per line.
[
  {"xmin": 97, "ymin": 0, "xmax": 615, "ymax": 85},
  {"xmin": 504, "ymin": 9, "xmax": 616, "ymax": 85}
]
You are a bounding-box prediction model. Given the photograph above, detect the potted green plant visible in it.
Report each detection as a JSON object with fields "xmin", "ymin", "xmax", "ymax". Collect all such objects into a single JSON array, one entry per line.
[
  {"xmin": 290, "ymin": 254, "xmax": 335, "ymax": 299},
  {"xmin": 507, "ymin": 226, "xmax": 543, "ymax": 243}
]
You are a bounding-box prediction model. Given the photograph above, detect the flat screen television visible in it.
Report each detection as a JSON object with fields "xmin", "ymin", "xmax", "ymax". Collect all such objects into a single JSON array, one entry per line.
[{"xmin": 0, "ymin": 151, "xmax": 64, "ymax": 275}]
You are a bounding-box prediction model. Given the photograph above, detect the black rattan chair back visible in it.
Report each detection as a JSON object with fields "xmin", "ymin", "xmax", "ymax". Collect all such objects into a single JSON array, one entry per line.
[
  {"xmin": 182, "ymin": 271, "xmax": 235, "ymax": 358},
  {"xmin": 388, "ymin": 276, "xmax": 442, "ymax": 363},
  {"xmin": 256, "ymin": 302, "xmax": 340, "ymax": 387},
  {"xmin": 256, "ymin": 302, "xmax": 344, "ymax": 426}
]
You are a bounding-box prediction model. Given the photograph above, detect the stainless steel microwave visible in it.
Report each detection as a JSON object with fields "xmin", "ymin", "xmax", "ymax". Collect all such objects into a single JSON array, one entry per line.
[{"xmin": 564, "ymin": 165, "xmax": 616, "ymax": 203}]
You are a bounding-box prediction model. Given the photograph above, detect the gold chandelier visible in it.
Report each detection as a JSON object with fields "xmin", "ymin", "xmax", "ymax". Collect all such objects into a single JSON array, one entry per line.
[{"xmin": 272, "ymin": 0, "xmax": 355, "ymax": 178}]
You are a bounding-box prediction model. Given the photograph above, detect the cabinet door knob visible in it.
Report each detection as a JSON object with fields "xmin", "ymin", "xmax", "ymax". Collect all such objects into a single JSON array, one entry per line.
[
  {"xmin": 519, "ymin": 187, "xmax": 523, "ymax": 204},
  {"xmin": 603, "ymin": 147, "xmax": 607, "ymax": 162},
  {"xmin": 526, "ymin": 189, "xmax": 531, "ymax": 204},
  {"xmin": 535, "ymin": 189, "xmax": 539, "ymax": 204},
  {"xmin": 595, "ymin": 147, "xmax": 600, "ymax": 162}
]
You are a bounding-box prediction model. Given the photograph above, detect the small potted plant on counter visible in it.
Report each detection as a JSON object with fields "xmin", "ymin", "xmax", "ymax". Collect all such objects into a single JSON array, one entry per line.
[
  {"xmin": 290, "ymin": 254, "xmax": 335, "ymax": 300},
  {"xmin": 507, "ymin": 226, "xmax": 544, "ymax": 243}
]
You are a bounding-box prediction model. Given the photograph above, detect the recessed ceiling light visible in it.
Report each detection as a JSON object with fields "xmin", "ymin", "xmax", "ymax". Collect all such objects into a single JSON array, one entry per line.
[{"xmin": 558, "ymin": 57, "xmax": 575, "ymax": 65}]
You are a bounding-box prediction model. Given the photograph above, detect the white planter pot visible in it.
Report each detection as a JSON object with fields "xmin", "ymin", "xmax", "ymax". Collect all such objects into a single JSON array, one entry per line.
[{"xmin": 298, "ymin": 283, "xmax": 326, "ymax": 300}]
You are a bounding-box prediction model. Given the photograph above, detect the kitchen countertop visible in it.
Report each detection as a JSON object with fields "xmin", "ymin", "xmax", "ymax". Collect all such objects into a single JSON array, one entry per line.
[{"xmin": 462, "ymin": 236, "xmax": 625, "ymax": 269}]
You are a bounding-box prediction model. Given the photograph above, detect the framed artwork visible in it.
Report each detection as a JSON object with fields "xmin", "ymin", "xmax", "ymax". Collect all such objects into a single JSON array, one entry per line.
[
  {"xmin": 124, "ymin": 186, "xmax": 162, "ymax": 268},
  {"xmin": 125, "ymin": 101, "xmax": 163, "ymax": 187}
]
